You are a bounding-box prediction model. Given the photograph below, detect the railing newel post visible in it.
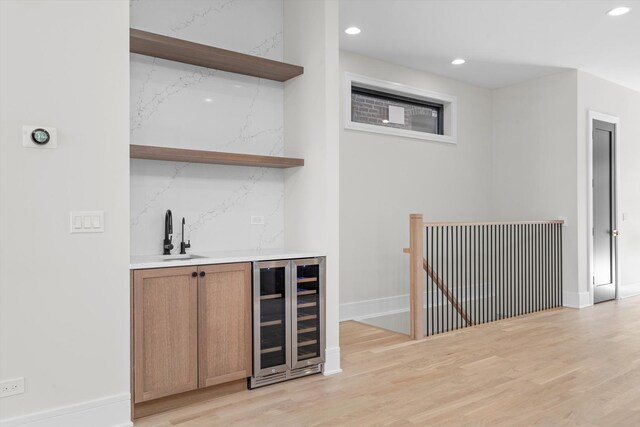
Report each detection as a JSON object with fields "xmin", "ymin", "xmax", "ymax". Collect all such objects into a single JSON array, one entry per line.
[{"xmin": 409, "ymin": 214, "xmax": 425, "ymax": 340}]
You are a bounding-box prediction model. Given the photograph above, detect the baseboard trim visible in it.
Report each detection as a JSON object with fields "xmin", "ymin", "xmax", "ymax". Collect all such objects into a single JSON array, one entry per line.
[
  {"xmin": 322, "ymin": 346, "xmax": 342, "ymax": 376},
  {"xmin": 340, "ymin": 286, "xmax": 494, "ymax": 322},
  {"xmin": 0, "ymin": 393, "xmax": 131, "ymax": 427},
  {"xmin": 619, "ymin": 282, "xmax": 640, "ymax": 299},
  {"xmin": 563, "ymin": 291, "xmax": 591, "ymax": 309},
  {"xmin": 340, "ymin": 294, "xmax": 409, "ymax": 322}
]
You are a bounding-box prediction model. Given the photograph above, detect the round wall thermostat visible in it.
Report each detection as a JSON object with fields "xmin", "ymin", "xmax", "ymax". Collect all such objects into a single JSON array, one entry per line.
[{"xmin": 31, "ymin": 128, "xmax": 50, "ymax": 145}]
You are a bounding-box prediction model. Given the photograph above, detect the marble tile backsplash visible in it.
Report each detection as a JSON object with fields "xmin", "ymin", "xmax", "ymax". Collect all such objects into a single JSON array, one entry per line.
[{"xmin": 130, "ymin": 0, "xmax": 285, "ymax": 255}]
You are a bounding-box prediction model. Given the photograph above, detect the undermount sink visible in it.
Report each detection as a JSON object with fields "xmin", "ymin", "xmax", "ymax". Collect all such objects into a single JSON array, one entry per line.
[{"xmin": 159, "ymin": 254, "xmax": 206, "ymax": 261}]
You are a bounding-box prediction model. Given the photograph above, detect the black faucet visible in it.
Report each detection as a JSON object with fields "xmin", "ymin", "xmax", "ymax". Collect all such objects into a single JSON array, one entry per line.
[
  {"xmin": 163, "ymin": 209, "xmax": 173, "ymax": 255},
  {"xmin": 180, "ymin": 217, "xmax": 191, "ymax": 255}
]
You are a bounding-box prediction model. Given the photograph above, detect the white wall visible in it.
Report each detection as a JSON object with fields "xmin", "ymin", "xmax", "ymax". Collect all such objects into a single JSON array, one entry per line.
[
  {"xmin": 0, "ymin": 1, "xmax": 131, "ymax": 426},
  {"xmin": 577, "ymin": 71, "xmax": 640, "ymax": 298},
  {"xmin": 130, "ymin": 0, "xmax": 285, "ymax": 256},
  {"xmin": 491, "ymin": 71, "xmax": 580, "ymax": 305},
  {"xmin": 284, "ymin": 0, "xmax": 341, "ymax": 374},
  {"xmin": 339, "ymin": 51, "xmax": 493, "ymax": 316}
]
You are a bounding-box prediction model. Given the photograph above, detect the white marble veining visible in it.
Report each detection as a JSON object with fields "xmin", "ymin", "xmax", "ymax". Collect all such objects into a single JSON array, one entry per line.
[
  {"xmin": 130, "ymin": 0, "xmax": 285, "ymax": 256},
  {"xmin": 130, "ymin": 249, "xmax": 326, "ymax": 270}
]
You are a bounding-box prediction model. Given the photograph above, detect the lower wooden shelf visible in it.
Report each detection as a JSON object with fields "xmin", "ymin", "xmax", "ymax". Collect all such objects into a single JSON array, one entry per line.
[{"xmin": 130, "ymin": 144, "xmax": 304, "ymax": 168}]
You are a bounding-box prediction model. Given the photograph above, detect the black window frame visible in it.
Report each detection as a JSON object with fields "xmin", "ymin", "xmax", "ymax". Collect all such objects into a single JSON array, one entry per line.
[{"xmin": 351, "ymin": 85, "xmax": 445, "ymax": 135}]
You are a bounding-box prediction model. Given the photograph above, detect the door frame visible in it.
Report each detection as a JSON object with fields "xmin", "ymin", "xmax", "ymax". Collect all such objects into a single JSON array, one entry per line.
[{"xmin": 587, "ymin": 110, "xmax": 621, "ymax": 305}]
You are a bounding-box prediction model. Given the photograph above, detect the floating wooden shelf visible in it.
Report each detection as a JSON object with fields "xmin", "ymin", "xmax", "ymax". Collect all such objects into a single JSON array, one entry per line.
[
  {"xmin": 130, "ymin": 145, "xmax": 304, "ymax": 169},
  {"xmin": 130, "ymin": 28, "xmax": 304, "ymax": 82}
]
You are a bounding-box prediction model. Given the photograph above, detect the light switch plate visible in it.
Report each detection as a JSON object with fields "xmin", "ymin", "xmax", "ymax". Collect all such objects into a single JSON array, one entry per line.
[
  {"xmin": 23, "ymin": 125, "xmax": 57, "ymax": 149},
  {"xmin": 70, "ymin": 211, "xmax": 104, "ymax": 233},
  {"xmin": 251, "ymin": 216, "xmax": 265, "ymax": 225}
]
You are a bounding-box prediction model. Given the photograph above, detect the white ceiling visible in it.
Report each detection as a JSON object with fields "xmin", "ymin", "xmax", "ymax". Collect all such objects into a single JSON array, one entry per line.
[{"xmin": 339, "ymin": 0, "xmax": 640, "ymax": 90}]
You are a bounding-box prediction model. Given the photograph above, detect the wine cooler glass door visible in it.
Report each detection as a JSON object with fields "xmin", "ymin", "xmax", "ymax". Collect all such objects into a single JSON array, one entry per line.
[
  {"xmin": 292, "ymin": 257, "xmax": 325, "ymax": 369},
  {"xmin": 253, "ymin": 260, "xmax": 291, "ymax": 377}
]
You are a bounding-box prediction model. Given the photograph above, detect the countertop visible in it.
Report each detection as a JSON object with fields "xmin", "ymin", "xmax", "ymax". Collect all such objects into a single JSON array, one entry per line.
[{"xmin": 130, "ymin": 248, "xmax": 325, "ymax": 270}]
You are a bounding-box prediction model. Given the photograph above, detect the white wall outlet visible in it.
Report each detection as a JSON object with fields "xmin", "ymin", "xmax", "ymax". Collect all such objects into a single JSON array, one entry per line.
[
  {"xmin": 0, "ymin": 378, "xmax": 24, "ymax": 398},
  {"xmin": 22, "ymin": 125, "xmax": 57, "ymax": 149},
  {"xmin": 70, "ymin": 211, "xmax": 104, "ymax": 233},
  {"xmin": 251, "ymin": 215, "xmax": 265, "ymax": 225}
]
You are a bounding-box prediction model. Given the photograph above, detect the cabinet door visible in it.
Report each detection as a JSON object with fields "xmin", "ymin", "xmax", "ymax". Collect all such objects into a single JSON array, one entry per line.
[
  {"xmin": 291, "ymin": 257, "xmax": 325, "ymax": 369},
  {"xmin": 253, "ymin": 260, "xmax": 291, "ymax": 377},
  {"xmin": 133, "ymin": 267, "xmax": 198, "ymax": 403},
  {"xmin": 198, "ymin": 263, "xmax": 252, "ymax": 388}
]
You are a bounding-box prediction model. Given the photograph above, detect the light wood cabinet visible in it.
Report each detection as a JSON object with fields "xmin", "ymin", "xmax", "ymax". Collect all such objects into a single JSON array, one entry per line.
[
  {"xmin": 198, "ymin": 263, "xmax": 251, "ymax": 387},
  {"xmin": 133, "ymin": 267, "xmax": 198, "ymax": 403},
  {"xmin": 132, "ymin": 262, "xmax": 251, "ymax": 404}
]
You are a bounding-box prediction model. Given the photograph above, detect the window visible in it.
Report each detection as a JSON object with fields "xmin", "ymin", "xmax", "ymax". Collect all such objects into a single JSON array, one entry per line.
[
  {"xmin": 344, "ymin": 73, "xmax": 457, "ymax": 144},
  {"xmin": 351, "ymin": 86, "xmax": 444, "ymax": 135}
]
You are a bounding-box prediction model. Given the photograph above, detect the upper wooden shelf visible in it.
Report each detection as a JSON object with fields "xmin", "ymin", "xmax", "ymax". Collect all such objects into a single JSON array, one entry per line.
[
  {"xmin": 130, "ymin": 145, "xmax": 304, "ymax": 169},
  {"xmin": 130, "ymin": 28, "xmax": 304, "ymax": 82}
]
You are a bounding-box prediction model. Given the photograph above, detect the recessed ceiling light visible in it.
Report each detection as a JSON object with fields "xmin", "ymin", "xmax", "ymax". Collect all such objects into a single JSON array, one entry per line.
[
  {"xmin": 204, "ymin": 98, "xmax": 213, "ymax": 102},
  {"xmin": 451, "ymin": 58, "xmax": 466, "ymax": 65},
  {"xmin": 345, "ymin": 27, "xmax": 361, "ymax": 35},
  {"xmin": 608, "ymin": 6, "xmax": 631, "ymax": 16}
]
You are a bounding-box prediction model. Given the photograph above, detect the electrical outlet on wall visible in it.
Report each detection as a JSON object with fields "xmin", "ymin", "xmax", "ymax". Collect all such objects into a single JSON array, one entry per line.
[
  {"xmin": 0, "ymin": 378, "xmax": 24, "ymax": 398},
  {"xmin": 251, "ymin": 216, "xmax": 265, "ymax": 225}
]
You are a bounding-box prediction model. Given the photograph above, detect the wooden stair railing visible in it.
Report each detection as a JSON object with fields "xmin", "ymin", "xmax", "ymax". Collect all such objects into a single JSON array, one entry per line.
[
  {"xmin": 407, "ymin": 214, "xmax": 425, "ymax": 340},
  {"xmin": 421, "ymin": 258, "xmax": 474, "ymax": 327},
  {"xmin": 403, "ymin": 241, "xmax": 473, "ymax": 339},
  {"xmin": 406, "ymin": 214, "xmax": 565, "ymax": 340}
]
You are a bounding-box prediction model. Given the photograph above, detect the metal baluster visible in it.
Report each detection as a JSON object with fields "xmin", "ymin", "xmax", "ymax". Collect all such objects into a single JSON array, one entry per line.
[
  {"xmin": 474, "ymin": 225, "xmax": 478, "ymax": 326},
  {"xmin": 528, "ymin": 224, "xmax": 532, "ymax": 314},
  {"xmin": 551, "ymin": 223, "xmax": 556, "ymax": 308},
  {"xmin": 492, "ymin": 225, "xmax": 496, "ymax": 321},
  {"xmin": 494, "ymin": 224, "xmax": 497, "ymax": 321},
  {"xmin": 446, "ymin": 226, "xmax": 450, "ymax": 333},
  {"xmin": 436, "ymin": 226, "xmax": 440, "ymax": 334},
  {"xmin": 440, "ymin": 226, "xmax": 444, "ymax": 334},
  {"xmin": 498, "ymin": 225, "xmax": 506, "ymax": 319},
  {"xmin": 519, "ymin": 224, "xmax": 523, "ymax": 316},
  {"xmin": 509, "ymin": 224, "xmax": 513, "ymax": 318},
  {"xmin": 455, "ymin": 226, "xmax": 459, "ymax": 330},
  {"xmin": 559, "ymin": 224, "xmax": 563, "ymax": 306},
  {"xmin": 425, "ymin": 227, "xmax": 429, "ymax": 336},
  {"xmin": 480, "ymin": 225, "xmax": 484, "ymax": 324},
  {"xmin": 430, "ymin": 227, "xmax": 434, "ymax": 335},
  {"xmin": 465, "ymin": 226, "xmax": 469, "ymax": 327}
]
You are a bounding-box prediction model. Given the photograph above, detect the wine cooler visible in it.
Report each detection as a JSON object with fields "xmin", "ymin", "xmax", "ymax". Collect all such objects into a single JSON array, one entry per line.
[{"xmin": 250, "ymin": 257, "xmax": 325, "ymax": 388}]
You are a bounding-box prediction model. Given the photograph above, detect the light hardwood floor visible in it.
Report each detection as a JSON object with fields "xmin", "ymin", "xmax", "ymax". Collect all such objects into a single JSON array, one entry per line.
[{"xmin": 135, "ymin": 297, "xmax": 640, "ymax": 426}]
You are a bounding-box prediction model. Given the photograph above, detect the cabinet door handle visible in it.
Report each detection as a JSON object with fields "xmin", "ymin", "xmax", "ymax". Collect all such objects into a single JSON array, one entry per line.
[
  {"xmin": 199, "ymin": 271, "xmax": 205, "ymax": 277},
  {"xmin": 191, "ymin": 272, "xmax": 197, "ymax": 278}
]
